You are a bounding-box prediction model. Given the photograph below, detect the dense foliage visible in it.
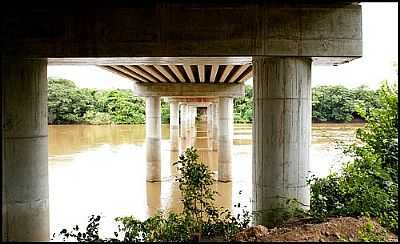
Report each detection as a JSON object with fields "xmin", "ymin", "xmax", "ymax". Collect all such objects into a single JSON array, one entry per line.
[
  {"xmin": 312, "ymin": 85, "xmax": 378, "ymax": 122},
  {"xmin": 233, "ymin": 84, "xmax": 378, "ymax": 123},
  {"xmin": 48, "ymin": 78, "xmax": 170, "ymax": 124},
  {"xmin": 233, "ymin": 85, "xmax": 253, "ymax": 123},
  {"xmin": 49, "ymin": 78, "xmax": 379, "ymax": 124},
  {"xmin": 53, "ymin": 147, "xmax": 250, "ymax": 242},
  {"xmin": 309, "ymin": 81, "xmax": 398, "ymax": 233}
]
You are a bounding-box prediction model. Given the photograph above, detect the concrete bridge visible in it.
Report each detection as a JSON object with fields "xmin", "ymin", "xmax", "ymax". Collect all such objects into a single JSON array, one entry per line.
[{"xmin": 1, "ymin": 1, "xmax": 362, "ymax": 241}]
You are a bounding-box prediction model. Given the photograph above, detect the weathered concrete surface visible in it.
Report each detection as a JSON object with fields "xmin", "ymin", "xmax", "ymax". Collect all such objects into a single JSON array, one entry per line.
[
  {"xmin": 146, "ymin": 182, "xmax": 161, "ymax": 216},
  {"xmin": 212, "ymin": 103, "xmax": 219, "ymax": 151},
  {"xmin": 168, "ymin": 97, "xmax": 218, "ymax": 103},
  {"xmin": 2, "ymin": 58, "xmax": 49, "ymax": 241},
  {"xmin": 170, "ymin": 101, "xmax": 179, "ymax": 151},
  {"xmin": 146, "ymin": 96, "xmax": 161, "ymax": 182},
  {"xmin": 132, "ymin": 83, "xmax": 245, "ymax": 97},
  {"xmin": 207, "ymin": 104, "xmax": 213, "ymax": 149},
  {"xmin": 218, "ymin": 97, "xmax": 233, "ymax": 182},
  {"xmin": 2, "ymin": 4, "xmax": 362, "ymax": 64},
  {"xmin": 252, "ymin": 57, "xmax": 311, "ymax": 225}
]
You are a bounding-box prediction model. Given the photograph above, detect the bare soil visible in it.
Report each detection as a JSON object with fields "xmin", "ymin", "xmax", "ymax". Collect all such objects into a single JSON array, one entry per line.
[{"xmin": 233, "ymin": 217, "xmax": 398, "ymax": 242}]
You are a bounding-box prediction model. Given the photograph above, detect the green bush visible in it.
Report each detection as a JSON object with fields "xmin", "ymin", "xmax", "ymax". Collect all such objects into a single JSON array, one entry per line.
[{"xmin": 309, "ymin": 81, "xmax": 398, "ymax": 232}]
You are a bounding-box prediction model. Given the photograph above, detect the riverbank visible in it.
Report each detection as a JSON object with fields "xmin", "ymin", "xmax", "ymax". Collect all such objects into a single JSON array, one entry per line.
[{"xmin": 233, "ymin": 217, "xmax": 398, "ymax": 242}]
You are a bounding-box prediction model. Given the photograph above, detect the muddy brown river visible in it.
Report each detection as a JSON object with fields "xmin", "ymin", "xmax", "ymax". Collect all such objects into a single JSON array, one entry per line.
[{"xmin": 48, "ymin": 122, "xmax": 363, "ymax": 238}]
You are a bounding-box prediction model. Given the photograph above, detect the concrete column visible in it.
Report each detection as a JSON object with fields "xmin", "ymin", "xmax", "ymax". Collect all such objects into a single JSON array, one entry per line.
[
  {"xmin": 169, "ymin": 101, "xmax": 179, "ymax": 151},
  {"xmin": 252, "ymin": 57, "xmax": 312, "ymax": 225},
  {"xmin": 207, "ymin": 104, "xmax": 212, "ymax": 136},
  {"xmin": 179, "ymin": 104, "xmax": 185, "ymax": 139},
  {"xmin": 180, "ymin": 103, "xmax": 189, "ymax": 149},
  {"xmin": 2, "ymin": 58, "xmax": 49, "ymax": 241},
  {"xmin": 212, "ymin": 103, "xmax": 218, "ymax": 151},
  {"xmin": 146, "ymin": 182, "xmax": 161, "ymax": 217},
  {"xmin": 218, "ymin": 97, "xmax": 233, "ymax": 182},
  {"xmin": 146, "ymin": 96, "xmax": 161, "ymax": 182}
]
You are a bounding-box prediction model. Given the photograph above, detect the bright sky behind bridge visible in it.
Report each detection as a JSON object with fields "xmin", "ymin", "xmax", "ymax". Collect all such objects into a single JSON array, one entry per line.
[{"xmin": 48, "ymin": 3, "xmax": 398, "ymax": 90}]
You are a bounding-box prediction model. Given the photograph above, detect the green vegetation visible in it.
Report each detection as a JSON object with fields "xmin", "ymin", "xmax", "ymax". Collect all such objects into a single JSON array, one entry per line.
[
  {"xmin": 53, "ymin": 147, "xmax": 250, "ymax": 242},
  {"xmin": 356, "ymin": 218, "xmax": 388, "ymax": 242},
  {"xmin": 233, "ymin": 85, "xmax": 253, "ymax": 123},
  {"xmin": 308, "ymin": 81, "xmax": 398, "ymax": 233},
  {"xmin": 312, "ymin": 85, "xmax": 378, "ymax": 122},
  {"xmin": 49, "ymin": 78, "xmax": 379, "ymax": 125},
  {"xmin": 233, "ymin": 84, "xmax": 379, "ymax": 123},
  {"xmin": 48, "ymin": 78, "xmax": 169, "ymax": 125}
]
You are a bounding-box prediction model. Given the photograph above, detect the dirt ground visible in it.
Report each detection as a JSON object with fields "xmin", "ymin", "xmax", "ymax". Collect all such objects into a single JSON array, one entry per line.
[{"xmin": 233, "ymin": 217, "xmax": 398, "ymax": 242}]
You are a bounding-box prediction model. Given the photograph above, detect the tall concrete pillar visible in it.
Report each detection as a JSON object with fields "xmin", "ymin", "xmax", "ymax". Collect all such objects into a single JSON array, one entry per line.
[
  {"xmin": 212, "ymin": 103, "xmax": 218, "ymax": 151},
  {"xmin": 179, "ymin": 104, "xmax": 185, "ymax": 139},
  {"xmin": 169, "ymin": 101, "xmax": 179, "ymax": 151},
  {"xmin": 252, "ymin": 57, "xmax": 312, "ymax": 225},
  {"xmin": 2, "ymin": 58, "xmax": 49, "ymax": 241},
  {"xmin": 207, "ymin": 104, "xmax": 213, "ymax": 149},
  {"xmin": 191, "ymin": 106, "xmax": 197, "ymax": 140},
  {"xmin": 218, "ymin": 97, "xmax": 233, "ymax": 182},
  {"xmin": 180, "ymin": 103, "xmax": 189, "ymax": 149},
  {"xmin": 146, "ymin": 96, "xmax": 161, "ymax": 182},
  {"xmin": 186, "ymin": 105, "xmax": 192, "ymax": 147},
  {"xmin": 207, "ymin": 104, "xmax": 212, "ymax": 135}
]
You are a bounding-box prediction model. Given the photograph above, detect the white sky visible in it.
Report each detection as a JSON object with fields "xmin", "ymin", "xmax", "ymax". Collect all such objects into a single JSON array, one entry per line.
[{"xmin": 48, "ymin": 3, "xmax": 398, "ymax": 90}]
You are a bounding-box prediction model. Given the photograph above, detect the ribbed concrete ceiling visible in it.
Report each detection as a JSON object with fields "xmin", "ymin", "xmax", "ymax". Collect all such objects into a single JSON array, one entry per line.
[{"xmin": 99, "ymin": 64, "xmax": 253, "ymax": 83}]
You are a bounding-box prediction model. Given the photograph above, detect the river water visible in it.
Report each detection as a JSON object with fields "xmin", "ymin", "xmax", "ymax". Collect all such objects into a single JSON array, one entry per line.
[{"xmin": 48, "ymin": 122, "xmax": 363, "ymax": 238}]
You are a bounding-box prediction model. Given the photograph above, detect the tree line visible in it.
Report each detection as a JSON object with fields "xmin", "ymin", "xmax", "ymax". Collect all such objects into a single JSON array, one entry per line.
[{"xmin": 48, "ymin": 77, "xmax": 379, "ymax": 125}]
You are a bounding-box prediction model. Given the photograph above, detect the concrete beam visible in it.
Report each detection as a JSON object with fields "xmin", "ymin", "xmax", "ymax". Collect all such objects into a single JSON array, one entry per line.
[
  {"xmin": 168, "ymin": 97, "xmax": 218, "ymax": 103},
  {"xmin": 3, "ymin": 4, "xmax": 362, "ymax": 64},
  {"xmin": 132, "ymin": 83, "xmax": 244, "ymax": 97}
]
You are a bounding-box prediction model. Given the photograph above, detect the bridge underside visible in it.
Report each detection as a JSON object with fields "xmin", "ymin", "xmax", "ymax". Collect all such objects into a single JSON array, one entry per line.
[{"xmin": 2, "ymin": 2, "xmax": 362, "ymax": 241}]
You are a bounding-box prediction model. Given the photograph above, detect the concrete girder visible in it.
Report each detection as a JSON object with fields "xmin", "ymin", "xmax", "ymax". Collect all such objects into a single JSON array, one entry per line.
[
  {"xmin": 4, "ymin": 4, "xmax": 362, "ymax": 65},
  {"xmin": 132, "ymin": 83, "xmax": 245, "ymax": 97}
]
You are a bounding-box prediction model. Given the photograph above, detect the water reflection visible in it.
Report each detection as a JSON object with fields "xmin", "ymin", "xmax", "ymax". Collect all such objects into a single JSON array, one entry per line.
[{"xmin": 48, "ymin": 122, "xmax": 363, "ymax": 238}]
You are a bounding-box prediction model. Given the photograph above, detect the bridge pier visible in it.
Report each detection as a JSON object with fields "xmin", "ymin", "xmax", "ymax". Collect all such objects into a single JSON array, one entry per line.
[
  {"xmin": 170, "ymin": 101, "xmax": 179, "ymax": 151},
  {"xmin": 3, "ymin": 58, "xmax": 50, "ymax": 241},
  {"xmin": 212, "ymin": 103, "xmax": 219, "ymax": 151},
  {"xmin": 252, "ymin": 57, "xmax": 312, "ymax": 225},
  {"xmin": 218, "ymin": 97, "xmax": 233, "ymax": 182},
  {"xmin": 207, "ymin": 104, "xmax": 213, "ymax": 149},
  {"xmin": 146, "ymin": 96, "xmax": 161, "ymax": 182}
]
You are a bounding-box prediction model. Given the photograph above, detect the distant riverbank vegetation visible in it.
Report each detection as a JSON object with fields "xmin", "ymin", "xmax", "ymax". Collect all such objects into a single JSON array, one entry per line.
[{"xmin": 48, "ymin": 77, "xmax": 379, "ymax": 125}]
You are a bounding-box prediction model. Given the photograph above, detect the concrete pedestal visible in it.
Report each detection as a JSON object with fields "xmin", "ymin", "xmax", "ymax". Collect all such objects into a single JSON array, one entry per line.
[
  {"xmin": 2, "ymin": 58, "xmax": 49, "ymax": 241},
  {"xmin": 218, "ymin": 97, "xmax": 233, "ymax": 182},
  {"xmin": 146, "ymin": 96, "xmax": 161, "ymax": 182},
  {"xmin": 170, "ymin": 101, "xmax": 179, "ymax": 151},
  {"xmin": 252, "ymin": 57, "xmax": 312, "ymax": 225}
]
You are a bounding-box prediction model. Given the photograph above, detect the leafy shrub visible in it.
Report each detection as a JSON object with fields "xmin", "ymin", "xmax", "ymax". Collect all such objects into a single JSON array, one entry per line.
[
  {"xmin": 309, "ymin": 81, "xmax": 398, "ymax": 232},
  {"xmin": 357, "ymin": 217, "xmax": 388, "ymax": 242}
]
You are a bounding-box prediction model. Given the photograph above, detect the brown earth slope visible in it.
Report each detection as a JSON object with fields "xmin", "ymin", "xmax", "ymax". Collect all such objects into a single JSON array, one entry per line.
[{"xmin": 233, "ymin": 217, "xmax": 398, "ymax": 242}]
